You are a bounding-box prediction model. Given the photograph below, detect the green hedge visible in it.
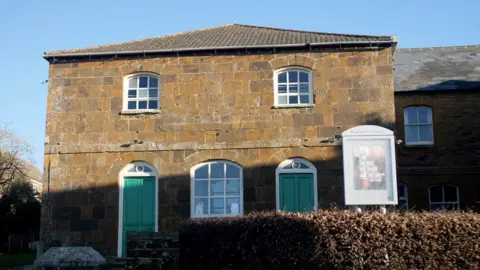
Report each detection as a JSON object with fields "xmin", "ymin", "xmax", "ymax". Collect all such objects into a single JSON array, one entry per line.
[{"xmin": 179, "ymin": 210, "xmax": 480, "ymax": 269}]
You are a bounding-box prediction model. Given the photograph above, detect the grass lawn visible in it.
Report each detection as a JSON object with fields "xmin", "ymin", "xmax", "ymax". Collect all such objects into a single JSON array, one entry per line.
[{"xmin": 0, "ymin": 252, "xmax": 36, "ymax": 266}]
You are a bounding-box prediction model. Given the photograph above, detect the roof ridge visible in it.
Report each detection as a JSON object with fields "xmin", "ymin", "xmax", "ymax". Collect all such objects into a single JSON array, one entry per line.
[
  {"xmin": 396, "ymin": 45, "xmax": 480, "ymax": 52},
  {"xmin": 45, "ymin": 24, "xmax": 236, "ymax": 55},
  {"xmin": 232, "ymin": 23, "xmax": 393, "ymax": 39}
]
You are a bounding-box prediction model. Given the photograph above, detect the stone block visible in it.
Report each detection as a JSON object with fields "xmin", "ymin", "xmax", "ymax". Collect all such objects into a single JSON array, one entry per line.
[
  {"xmin": 328, "ymin": 77, "xmax": 352, "ymax": 89},
  {"xmin": 317, "ymin": 127, "xmax": 342, "ymax": 137},
  {"xmin": 70, "ymin": 219, "xmax": 99, "ymax": 232},
  {"xmin": 244, "ymin": 187, "xmax": 256, "ymax": 202},
  {"xmin": 182, "ymin": 64, "xmax": 199, "ymax": 73},
  {"xmin": 333, "ymin": 112, "xmax": 363, "ymax": 125},
  {"xmin": 269, "ymin": 57, "xmax": 289, "ymax": 69},
  {"xmin": 262, "ymin": 128, "xmax": 277, "ymax": 140},
  {"xmin": 53, "ymin": 207, "xmax": 81, "ymax": 220},
  {"xmin": 179, "ymin": 82, "xmax": 201, "ymax": 95},
  {"xmin": 175, "ymin": 131, "xmax": 204, "ymax": 142},
  {"xmin": 293, "ymin": 113, "xmax": 323, "ymax": 127},
  {"xmin": 376, "ymin": 65, "xmax": 393, "ymax": 75},
  {"xmin": 102, "ymin": 77, "xmax": 114, "ymax": 86},
  {"xmin": 220, "ymin": 81, "xmax": 242, "ymax": 94},
  {"xmin": 305, "ymin": 126, "xmax": 317, "ymax": 138},
  {"xmin": 76, "ymin": 86, "xmax": 90, "ymax": 98},
  {"xmin": 246, "ymin": 129, "xmax": 261, "ymax": 140},
  {"xmin": 347, "ymin": 56, "xmax": 373, "ymax": 67},
  {"xmin": 250, "ymin": 80, "xmax": 273, "ymax": 93},
  {"xmin": 249, "ymin": 61, "xmax": 271, "ymax": 71},
  {"xmin": 110, "ymin": 97, "xmax": 122, "ymax": 111},
  {"xmin": 162, "ymin": 64, "xmax": 182, "ymax": 74},
  {"xmin": 92, "ymin": 206, "xmax": 106, "ymax": 219},
  {"xmin": 369, "ymin": 88, "xmax": 381, "ymax": 101},
  {"xmin": 348, "ymin": 89, "xmax": 369, "ymax": 102},
  {"xmin": 323, "ymin": 58, "xmax": 348, "ymax": 69},
  {"xmin": 217, "ymin": 129, "xmax": 245, "ymax": 142}
]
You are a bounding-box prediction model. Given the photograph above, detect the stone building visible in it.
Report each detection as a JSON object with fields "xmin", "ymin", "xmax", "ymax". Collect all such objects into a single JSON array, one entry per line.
[
  {"xmin": 41, "ymin": 23, "xmax": 398, "ymax": 256},
  {"xmin": 393, "ymin": 45, "xmax": 480, "ymax": 212}
]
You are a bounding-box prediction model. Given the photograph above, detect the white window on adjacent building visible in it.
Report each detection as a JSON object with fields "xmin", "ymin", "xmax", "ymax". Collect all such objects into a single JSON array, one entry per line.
[
  {"xmin": 274, "ymin": 67, "xmax": 313, "ymax": 106},
  {"xmin": 191, "ymin": 161, "xmax": 243, "ymax": 217},
  {"xmin": 429, "ymin": 185, "xmax": 459, "ymax": 211},
  {"xmin": 123, "ymin": 73, "xmax": 160, "ymax": 112},
  {"xmin": 398, "ymin": 183, "xmax": 408, "ymax": 210},
  {"xmin": 404, "ymin": 106, "xmax": 434, "ymax": 145}
]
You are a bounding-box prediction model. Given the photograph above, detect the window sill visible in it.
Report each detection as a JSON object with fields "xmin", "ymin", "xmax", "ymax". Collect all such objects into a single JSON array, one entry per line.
[
  {"xmin": 120, "ymin": 109, "xmax": 161, "ymax": 115},
  {"xmin": 192, "ymin": 214, "xmax": 243, "ymax": 218},
  {"xmin": 272, "ymin": 104, "xmax": 314, "ymax": 109},
  {"xmin": 403, "ymin": 143, "xmax": 435, "ymax": 148}
]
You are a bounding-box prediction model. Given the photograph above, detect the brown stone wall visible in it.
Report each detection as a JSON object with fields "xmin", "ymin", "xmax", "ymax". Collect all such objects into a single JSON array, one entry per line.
[
  {"xmin": 42, "ymin": 47, "xmax": 395, "ymax": 255},
  {"xmin": 395, "ymin": 91, "xmax": 480, "ymax": 211},
  {"xmin": 42, "ymin": 148, "xmax": 344, "ymax": 255}
]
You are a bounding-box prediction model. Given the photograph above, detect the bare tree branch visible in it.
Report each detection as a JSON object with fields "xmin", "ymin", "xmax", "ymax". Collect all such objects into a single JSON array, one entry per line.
[{"xmin": 0, "ymin": 123, "xmax": 33, "ymax": 196}]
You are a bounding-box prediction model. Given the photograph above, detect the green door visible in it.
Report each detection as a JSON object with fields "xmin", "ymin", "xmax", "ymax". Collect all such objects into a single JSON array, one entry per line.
[
  {"xmin": 122, "ymin": 177, "xmax": 156, "ymax": 256},
  {"xmin": 279, "ymin": 173, "xmax": 314, "ymax": 212}
]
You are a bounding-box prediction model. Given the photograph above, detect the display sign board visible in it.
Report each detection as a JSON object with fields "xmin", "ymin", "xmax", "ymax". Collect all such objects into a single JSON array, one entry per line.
[{"xmin": 342, "ymin": 125, "xmax": 398, "ymax": 205}]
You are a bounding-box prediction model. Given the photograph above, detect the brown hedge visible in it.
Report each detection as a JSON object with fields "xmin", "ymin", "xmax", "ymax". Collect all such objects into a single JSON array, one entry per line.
[{"xmin": 179, "ymin": 210, "xmax": 480, "ymax": 270}]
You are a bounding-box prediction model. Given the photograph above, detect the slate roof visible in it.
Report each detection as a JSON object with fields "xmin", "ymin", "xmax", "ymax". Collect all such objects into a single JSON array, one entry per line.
[
  {"xmin": 394, "ymin": 45, "xmax": 480, "ymax": 92},
  {"xmin": 44, "ymin": 24, "xmax": 395, "ymax": 58}
]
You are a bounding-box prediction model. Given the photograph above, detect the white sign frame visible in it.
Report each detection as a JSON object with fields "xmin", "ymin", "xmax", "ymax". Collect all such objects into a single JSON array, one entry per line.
[{"xmin": 342, "ymin": 125, "xmax": 398, "ymax": 205}]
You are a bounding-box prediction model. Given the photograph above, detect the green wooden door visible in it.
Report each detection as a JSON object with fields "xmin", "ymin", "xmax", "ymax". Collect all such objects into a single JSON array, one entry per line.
[
  {"xmin": 122, "ymin": 177, "xmax": 156, "ymax": 256},
  {"xmin": 279, "ymin": 173, "xmax": 314, "ymax": 212}
]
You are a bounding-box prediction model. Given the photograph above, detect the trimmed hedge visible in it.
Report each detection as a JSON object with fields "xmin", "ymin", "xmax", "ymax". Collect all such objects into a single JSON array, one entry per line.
[{"xmin": 179, "ymin": 210, "xmax": 480, "ymax": 270}]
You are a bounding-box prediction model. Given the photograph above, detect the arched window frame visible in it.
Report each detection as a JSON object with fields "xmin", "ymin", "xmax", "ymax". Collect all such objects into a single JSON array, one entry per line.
[
  {"xmin": 123, "ymin": 72, "xmax": 160, "ymax": 112},
  {"xmin": 117, "ymin": 161, "xmax": 158, "ymax": 257},
  {"xmin": 275, "ymin": 158, "xmax": 318, "ymax": 211},
  {"xmin": 397, "ymin": 183, "xmax": 408, "ymax": 210},
  {"xmin": 273, "ymin": 67, "xmax": 313, "ymax": 107},
  {"xmin": 190, "ymin": 160, "xmax": 243, "ymax": 218},
  {"xmin": 428, "ymin": 184, "xmax": 459, "ymax": 211},
  {"xmin": 404, "ymin": 105, "xmax": 434, "ymax": 145}
]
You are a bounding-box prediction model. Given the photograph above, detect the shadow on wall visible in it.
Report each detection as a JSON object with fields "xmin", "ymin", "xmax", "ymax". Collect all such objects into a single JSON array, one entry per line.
[{"xmin": 39, "ymin": 115, "xmax": 396, "ymax": 255}]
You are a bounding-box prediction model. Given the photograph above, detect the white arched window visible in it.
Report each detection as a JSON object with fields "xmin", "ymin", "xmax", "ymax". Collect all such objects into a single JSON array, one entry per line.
[
  {"xmin": 429, "ymin": 184, "xmax": 459, "ymax": 211},
  {"xmin": 274, "ymin": 67, "xmax": 313, "ymax": 106},
  {"xmin": 191, "ymin": 161, "xmax": 243, "ymax": 217},
  {"xmin": 397, "ymin": 183, "xmax": 408, "ymax": 210},
  {"xmin": 404, "ymin": 106, "xmax": 433, "ymax": 145},
  {"xmin": 123, "ymin": 73, "xmax": 160, "ymax": 112}
]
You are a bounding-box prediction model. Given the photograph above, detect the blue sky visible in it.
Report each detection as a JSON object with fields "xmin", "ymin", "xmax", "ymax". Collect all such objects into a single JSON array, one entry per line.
[{"xmin": 0, "ymin": 0, "xmax": 479, "ymax": 170}]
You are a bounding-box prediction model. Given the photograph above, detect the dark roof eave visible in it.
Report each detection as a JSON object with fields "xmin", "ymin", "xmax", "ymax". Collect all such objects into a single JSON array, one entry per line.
[
  {"xmin": 395, "ymin": 88, "xmax": 480, "ymax": 94},
  {"xmin": 43, "ymin": 40, "xmax": 396, "ymax": 62}
]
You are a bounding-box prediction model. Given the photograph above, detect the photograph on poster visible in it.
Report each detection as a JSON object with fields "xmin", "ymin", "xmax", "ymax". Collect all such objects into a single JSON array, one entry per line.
[{"xmin": 353, "ymin": 144, "xmax": 387, "ymax": 190}]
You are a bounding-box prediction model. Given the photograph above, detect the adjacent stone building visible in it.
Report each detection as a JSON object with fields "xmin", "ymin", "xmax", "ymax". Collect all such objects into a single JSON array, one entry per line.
[
  {"xmin": 41, "ymin": 24, "xmax": 397, "ymax": 255},
  {"xmin": 393, "ymin": 45, "xmax": 480, "ymax": 211}
]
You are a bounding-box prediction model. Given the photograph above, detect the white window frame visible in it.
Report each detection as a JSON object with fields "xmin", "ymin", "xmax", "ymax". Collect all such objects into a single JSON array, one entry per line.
[
  {"xmin": 428, "ymin": 184, "xmax": 459, "ymax": 211},
  {"xmin": 122, "ymin": 72, "xmax": 160, "ymax": 113},
  {"xmin": 273, "ymin": 67, "xmax": 313, "ymax": 107},
  {"xmin": 404, "ymin": 106, "xmax": 434, "ymax": 145},
  {"xmin": 397, "ymin": 183, "xmax": 408, "ymax": 210},
  {"xmin": 190, "ymin": 160, "xmax": 243, "ymax": 218},
  {"xmin": 275, "ymin": 158, "xmax": 318, "ymax": 211}
]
